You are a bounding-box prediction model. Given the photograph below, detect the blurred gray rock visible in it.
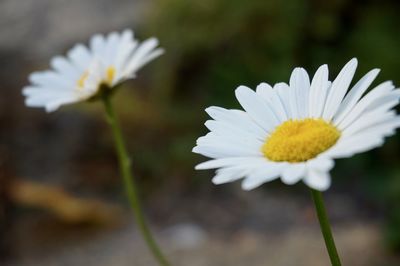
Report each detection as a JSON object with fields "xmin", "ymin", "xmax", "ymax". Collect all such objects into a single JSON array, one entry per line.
[{"xmin": 164, "ymin": 223, "xmax": 207, "ymax": 250}]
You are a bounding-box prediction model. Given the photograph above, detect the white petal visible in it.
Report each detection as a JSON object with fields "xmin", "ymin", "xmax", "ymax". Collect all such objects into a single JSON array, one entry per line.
[
  {"xmin": 25, "ymin": 89, "xmax": 79, "ymax": 112},
  {"xmin": 192, "ymin": 143, "xmax": 262, "ymax": 159},
  {"xmin": 371, "ymin": 117, "xmax": 400, "ymax": 136},
  {"xmin": 337, "ymin": 81, "xmax": 395, "ymax": 130},
  {"xmin": 307, "ymin": 157, "xmax": 334, "ymax": 172},
  {"xmin": 124, "ymin": 37, "xmax": 163, "ymax": 75},
  {"xmin": 256, "ymin": 83, "xmax": 288, "ymax": 122},
  {"xmin": 44, "ymin": 95, "xmax": 80, "ymax": 112},
  {"xmin": 131, "ymin": 48, "xmax": 164, "ymax": 72},
  {"xmin": 203, "ymin": 120, "xmax": 257, "ymax": 139},
  {"xmin": 324, "ymin": 120, "xmax": 400, "ymax": 158},
  {"xmin": 90, "ymin": 34, "xmax": 107, "ymax": 57},
  {"xmin": 275, "ymin": 82, "xmax": 292, "ymax": 118},
  {"xmin": 67, "ymin": 44, "xmax": 92, "ymax": 71},
  {"xmin": 241, "ymin": 164, "xmax": 283, "ymax": 190},
  {"xmin": 195, "ymin": 130, "xmax": 261, "ymax": 151},
  {"xmin": 290, "ymin": 67, "xmax": 310, "ymax": 119},
  {"xmin": 304, "ymin": 169, "xmax": 331, "ymax": 191},
  {"xmin": 342, "ymin": 110, "xmax": 395, "ymax": 137},
  {"xmin": 50, "ymin": 56, "xmax": 80, "ymax": 81},
  {"xmin": 22, "ymin": 86, "xmax": 72, "ymax": 97},
  {"xmin": 309, "ymin": 64, "xmax": 329, "ymax": 118},
  {"xmin": 256, "ymin": 82, "xmax": 273, "ymax": 97},
  {"xmin": 29, "ymin": 71, "xmax": 74, "ymax": 90},
  {"xmin": 323, "ymin": 58, "xmax": 358, "ymax": 120},
  {"xmin": 24, "ymin": 90, "xmax": 74, "ymax": 104},
  {"xmin": 195, "ymin": 157, "xmax": 266, "ymax": 170},
  {"xmin": 333, "ymin": 69, "xmax": 380, "ymax": 125},
  {"xmin": 365, "ymin": 89, "xmax": 400, "ymax": 112},
  {"xmin": 104, "ymin": 32, "xmax": 120, "ymax": 65},
  {"xmin": 114, "ymin": 30, "xmax": 138, "ymax": 73},
  {"xmin": 281, "ymin": 163, "xmax": 306, "ymax": 185},
  {"xmin": 204, "ymin": 108, "xmax": 267, "ymax": 141},
  {"xmin": 365, "ymin": 99, "xmax": 400, "ymax": 118},
  {"xmin": 325, "ymin": 136, "xmax": 384, "ymax": 159},
  {"xmin": 235, "ymin": 86, "xmax": 279, "ymax": 132},
  {"xmin": 212, "ymin": 166, "xmax": 250, "ymax": 185}
]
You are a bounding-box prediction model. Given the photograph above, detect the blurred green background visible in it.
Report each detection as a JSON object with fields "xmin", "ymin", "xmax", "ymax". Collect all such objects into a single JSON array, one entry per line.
[{"xmin": 1, "ymin": 0, "xmax": 400, "ymax": 265}]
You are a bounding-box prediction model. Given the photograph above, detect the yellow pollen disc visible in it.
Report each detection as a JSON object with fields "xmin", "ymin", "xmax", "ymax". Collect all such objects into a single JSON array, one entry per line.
[
  {"xmin": 106, "ymin": 66, "xmax": 115, "ymax": 85},
  {"xmin": 77, "ymin": 71, "xmax": 89, "ymax": 88},
  {"xmin": 262, "ymin": 118, "xmax": 340, "ymax": 163}
]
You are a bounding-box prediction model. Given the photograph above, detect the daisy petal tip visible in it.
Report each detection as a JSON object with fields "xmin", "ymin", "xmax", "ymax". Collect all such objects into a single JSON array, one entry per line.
[
  {"xmin": 291, "ymin": 67, "xmax": 308, "ymax": 78},
  {"xmin": 371, "ymin": 68, "xmax": 381, "ymax": 75},
  {"xmin": 204, "ymin": 106, "xmax": 213, "ymax": 111},
  {"xmin": 24, "ymin": 99, "xmax": 35, "ymax": 107},
  {"xmin": 281, "ymin": 177, "xmax": 299, "ymax": 186},
  {"xmin": 306, "ymin": 178, "xmax": 331, "ymax": 191},
  {"xmin": 122, "ymin": 28, "xmax": 133, "ymax": 35},
  {"xmin": 241, "ymin": 177, "xmax": 264, "ymax": 191},
  {"xmin": 204, "ymin": 106, "xmax": 218, "ymax": 115},
  {"xmin": 204, "ymin": 120, "xmax": 212, "ymax": 127},
  {"xmin": 22, "ymin": 87, "xmax": 30, "ymax": 96},
  {"xmin": 256, "ymin": 82, "xmax": 272, "ymax": 89},
  {"xmin": 49, "ymin": 55, "xmax": 61, "ymax": 66},
  {"xmin": 28, "ymin": 72, "xmax": 42, "ymax": 82},
  {"xmin": 192, "ymin": 146, "xmax": 201, "ymax": 154},
  {"xmin": 211, "ymin": 177, "xmax": 225, "ymax": 185},
  {"xmin": 45, "ymin": 105, "xmax": 59, "ymax": 113},
  {"xmin": 235, "ymin": 85, "xmax": 251, "ymax": 95},
  {"xmin": 313, "ymin": 184, "xmax": 330, "ymax": 192},
  {"xmin": 194, "ymin": 164, "xmax": 203, "ymax": 170},
  {"xmin": 241, "ymin": 183, "xmax": 251, "ymax": 191},
  {"xmin": 144, "ymin": 37, "xmax": 159, "ymax": 47},
  {"xmin": 297, "ymin": 67, "xmax": 307, "ymax": 73},
  {"xmin": 241, "ymin": 183, "xmax": 256, "ymax": 191},
  {"xmin": 318, "ymin": 64, "xmax": 329, "ymax": 75},
  {"xmin": 152, "ymin": 49, "xmax": 165, "ymax": 59},
  {"xmin": 348, "ymin": 57, "xmax": 358, "ymax": 67}
]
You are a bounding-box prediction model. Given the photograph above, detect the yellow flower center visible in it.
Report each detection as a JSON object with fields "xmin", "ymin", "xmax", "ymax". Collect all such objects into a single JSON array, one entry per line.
[
  {"xmin": 105, "ymin": 67, "xmax": 115, "ymax": 85},
  {"xmin": 77, "ymin": 71, "xmax": 89, "ymax": 88},
  {"xmin": 76, "ymin": 66, "xmax": 116, "ymax": 88},
  {"xmin": 262, "ymin": 119, "xmax": 340, "ymax": 162}
]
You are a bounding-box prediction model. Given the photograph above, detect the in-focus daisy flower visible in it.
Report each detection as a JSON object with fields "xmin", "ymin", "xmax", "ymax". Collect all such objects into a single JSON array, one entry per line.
[
  {"xmin": 23, "ymin": 29, "xmax": 164, "ymax": 112},
  {"xmin": 193, "ymin": 58, "xmax": 400, "ymax": 191}
]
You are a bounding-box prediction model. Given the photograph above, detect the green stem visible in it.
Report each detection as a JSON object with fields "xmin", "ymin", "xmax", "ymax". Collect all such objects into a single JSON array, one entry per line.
[
  {"xmin": 310, "ymin": 189, "xmax": 342, "ymax": 266},
  {"xmin": 102, "ymin": 93, "xmax": 171, "ymax": 266}
]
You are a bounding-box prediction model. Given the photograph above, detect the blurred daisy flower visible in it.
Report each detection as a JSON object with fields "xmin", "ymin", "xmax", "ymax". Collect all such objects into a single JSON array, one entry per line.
[
  {"xmin": 23, "ymin": 29, "xmax": 164, "ymax": 112},
  {"xmin": 193, "ymin": 58, "xmax": 400, "ymax": 191}
]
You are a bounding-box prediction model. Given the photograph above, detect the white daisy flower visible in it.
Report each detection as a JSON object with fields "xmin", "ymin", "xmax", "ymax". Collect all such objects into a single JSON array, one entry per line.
[
  {"xmin": 23, "ymin": 29, "xmax": 164, "ymax": 112},
  {"xmin": 193, "ymin": 58, "xmax": 400, "ymax": 191}
]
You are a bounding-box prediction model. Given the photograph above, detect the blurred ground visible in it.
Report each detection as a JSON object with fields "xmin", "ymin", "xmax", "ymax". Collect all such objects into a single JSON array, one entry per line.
[{"xmin": 3, "ymin": 189, "xmax": 400, "ymax": 266}]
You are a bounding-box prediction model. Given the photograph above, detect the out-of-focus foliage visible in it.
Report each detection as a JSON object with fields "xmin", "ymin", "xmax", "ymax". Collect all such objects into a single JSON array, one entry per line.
[{"xmin": 136, "ymin": 0, "xmax": 400, "ymax": 250}]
